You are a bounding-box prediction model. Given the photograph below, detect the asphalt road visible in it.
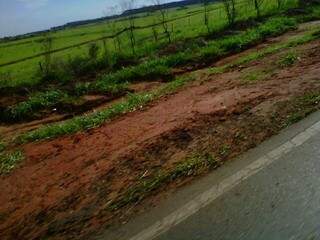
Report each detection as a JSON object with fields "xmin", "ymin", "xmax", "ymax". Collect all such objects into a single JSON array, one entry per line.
[
  {"xmin": 98, "ymin": 111, "xmax": 320, "ymax": 240},
  {"xmin": 156, "ymin": 123, "xmax": 320, "ymax": 240}
]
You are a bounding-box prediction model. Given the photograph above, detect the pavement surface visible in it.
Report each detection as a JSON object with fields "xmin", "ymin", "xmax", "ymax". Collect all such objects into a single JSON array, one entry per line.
[
  {"xmin": 98, "ymin": 111, "xmax": 320, "ymax": 240},
  {"xmin": 155, "ymin": 125, "xmax": 320, "ymax": 240}
]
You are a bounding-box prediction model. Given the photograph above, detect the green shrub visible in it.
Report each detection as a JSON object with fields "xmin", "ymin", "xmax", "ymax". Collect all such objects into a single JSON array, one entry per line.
[
  {"xmin": 75, "ymin": 80, "xmax": 129, "ymax": 96},
  {"xmin": 191, "ymin": 16, "xmax": 296, "ymax": 64},
  {"xmin": 257, "ymin": 17, "xmax": 297, "ymax": 37},
  {"xmin": 67, "ymin": 55, "xmax": 98, "ymax": 77},
  {"xmin": 43, "ymin": 58, "xmax": 72, "ymax": 83}
]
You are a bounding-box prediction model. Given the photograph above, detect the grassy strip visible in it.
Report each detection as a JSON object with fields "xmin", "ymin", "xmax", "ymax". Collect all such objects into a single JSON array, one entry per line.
[
  {"xmin": 278, "ymin": 51, "xmax": 299, "ymax": 67},
  {"xmin": 75, "ymin": 62, "xmax": 172, "ymax": 95},
  {"xmin": 0, "ymin": 90, "xmax": 71, "ymax": 122},
  {"xmin": 1, "ymin": 82, "xmax": 130, "ymax": 124},
  {"xmin": 75, "ymin": 80, "xmax": 129, "ymax": 96},
  {"xmin": 208, "ymin": 26, "xmax": 320, "ymax": 74},
  {"xmin": 0, "ymin": 150, "xmax": 24, "ymax": 175},
  {"xmin": 194, "ymin": 16, "xmax": 297, "ymax": 62},
  {"xmin": 109, "ymin": 153, "xmax": 219, "ymax": 210},
  {"xmin": 17, "ymin": 76, "xmax": 194, "ymax": 143}
]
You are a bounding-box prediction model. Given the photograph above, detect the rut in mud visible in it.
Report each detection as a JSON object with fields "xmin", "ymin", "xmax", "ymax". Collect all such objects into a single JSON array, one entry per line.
[{"xmin": 1, "ymin": 24, "xmax": 320, "ymax": 240}]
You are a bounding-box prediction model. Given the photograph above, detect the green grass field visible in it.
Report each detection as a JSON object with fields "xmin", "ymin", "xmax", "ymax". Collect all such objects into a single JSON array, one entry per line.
[{"xmin": 0, "ymin": 0, "xmax": 299, "ymax": 88}]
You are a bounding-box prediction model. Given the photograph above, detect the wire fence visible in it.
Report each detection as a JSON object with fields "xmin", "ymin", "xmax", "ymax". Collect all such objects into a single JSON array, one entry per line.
[{"xmin": 0, "ymin": 0, "xmax": 254, "ymax": 68}]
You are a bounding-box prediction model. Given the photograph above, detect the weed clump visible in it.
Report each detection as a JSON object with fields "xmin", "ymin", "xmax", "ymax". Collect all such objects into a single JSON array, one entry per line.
[
  {"xmin": 0, "ymin": 150, "xmax": 24, "ymax": 174},
  {"xmin": 278, "ymin": 51, "xmax": 299, "ymax": 67}
]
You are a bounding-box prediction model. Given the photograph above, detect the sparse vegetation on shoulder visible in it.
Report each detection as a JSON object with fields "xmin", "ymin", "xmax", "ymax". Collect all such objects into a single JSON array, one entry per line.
[
  {"xmin": 278, "ymin": 51, "xmax": 300, "ymax": 67},
  {"xmin": 109, "ymin": 152, "xmax": 219, "ymax": 210},
  {"xmin": 286, "ymin": 92, "xmax": 320, "ymax": 126}
]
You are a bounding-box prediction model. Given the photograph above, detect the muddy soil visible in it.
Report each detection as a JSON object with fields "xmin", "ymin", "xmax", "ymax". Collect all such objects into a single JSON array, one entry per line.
[{"xmin": 0, "ymin": 28, "xmax": 320, "ymax": 239}]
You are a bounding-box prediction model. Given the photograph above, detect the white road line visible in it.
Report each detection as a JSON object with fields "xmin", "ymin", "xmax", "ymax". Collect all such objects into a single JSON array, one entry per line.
[{"xmin": 128, "ymin": 120, "xmax": 320, "ymax": 240}]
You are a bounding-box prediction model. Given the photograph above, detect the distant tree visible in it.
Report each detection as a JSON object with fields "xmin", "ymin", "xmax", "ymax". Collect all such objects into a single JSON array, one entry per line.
[
  {"xmin": 120, "ymin": 0, "xmax": 137, "ymax": 55},
  {"xmin": 222, "ymin": 0, "xmax": 236, "ymax": 26},
  {"xmin": 202, "ymin": 0, "xmax": 210, "ymax": 33},
  {"xmin": 153, "ymin": 0, "xmax": 172, "ymax": 43}
]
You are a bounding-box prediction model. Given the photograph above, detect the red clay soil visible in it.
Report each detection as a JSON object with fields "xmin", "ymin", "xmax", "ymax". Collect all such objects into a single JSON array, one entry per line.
[{"xmin": 1, "ymin": 38, "xmax": 320, "ymax": 240}]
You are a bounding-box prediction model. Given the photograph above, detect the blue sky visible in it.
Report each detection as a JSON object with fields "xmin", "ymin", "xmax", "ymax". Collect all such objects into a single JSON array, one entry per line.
[{"xmin": 0, "ymin": 0, "xmax": 174, "ymax": 37}]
